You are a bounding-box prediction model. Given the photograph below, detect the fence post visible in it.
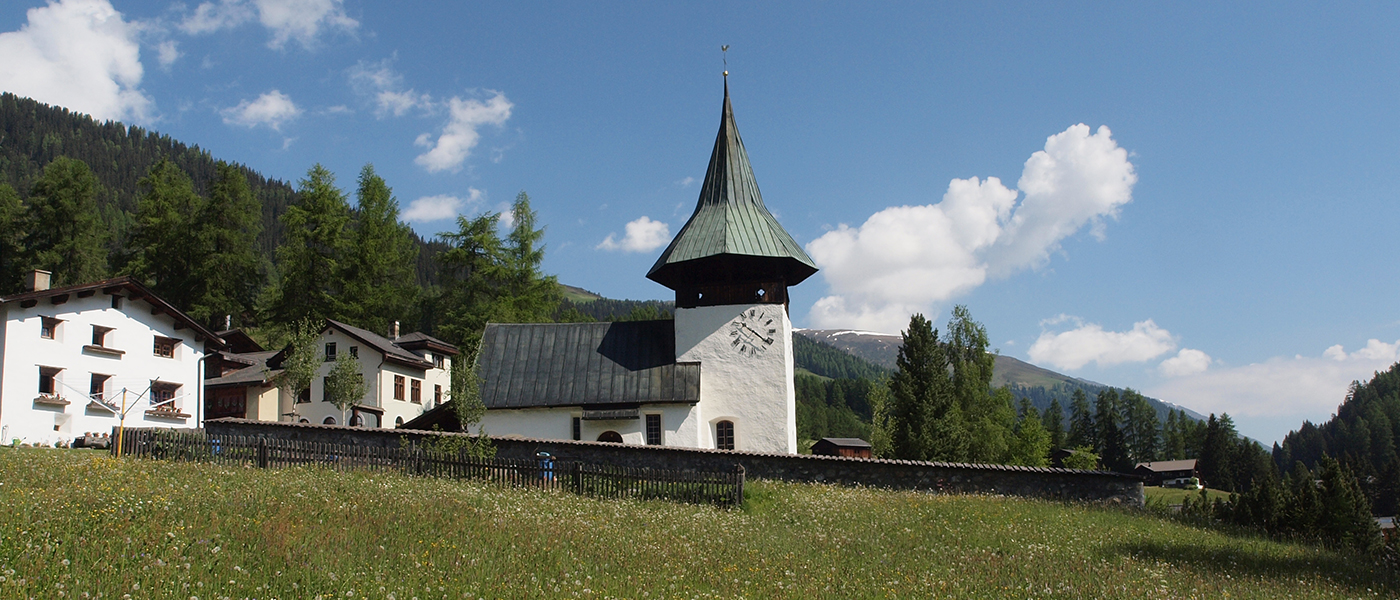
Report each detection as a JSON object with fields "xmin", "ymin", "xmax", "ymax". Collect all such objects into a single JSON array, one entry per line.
[
  {"xmin": 257, "ymin": 437, "xmax": 268, "ymax": 469},
  {"xmin": 414, "ymin": 445, "xmax": 423, "ymax": 476},
  {"xmin": 734, "ymin": 464, "xmax": 745, "ymax": 508},
  {"xmin": 572, "ymin": 462, "xmax": 583, "ymax": 496}
]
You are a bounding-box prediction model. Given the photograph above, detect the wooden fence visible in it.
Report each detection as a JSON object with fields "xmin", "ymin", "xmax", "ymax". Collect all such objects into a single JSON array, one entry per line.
[{"xmin": 113, "ymin": 429, "xmax": 744, "ymax": 507}]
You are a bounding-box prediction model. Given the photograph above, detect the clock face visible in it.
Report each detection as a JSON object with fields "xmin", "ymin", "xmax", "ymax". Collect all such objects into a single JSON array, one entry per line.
[{"xmin": 729, "ymin": 307, "xmax": 779, "ymax": 357}]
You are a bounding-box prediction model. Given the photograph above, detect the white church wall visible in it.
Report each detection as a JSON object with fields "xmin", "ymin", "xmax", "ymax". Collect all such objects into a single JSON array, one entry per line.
[
  {"xmin": 479, "ymin": 403, "xmax": 700, "ymax": 446},
  {"xmin": 675, "ymin": 303, "xmax": 796, "ymax": 454}
]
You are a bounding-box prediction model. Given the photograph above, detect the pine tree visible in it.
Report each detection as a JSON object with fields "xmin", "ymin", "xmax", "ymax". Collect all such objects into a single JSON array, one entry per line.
[
  {"xmin": 888, "ymin": 313, "xmax": 963, "ymax": 461},
  {"xmin": 1067, "ymin": 388, "xmax": 1095, "ymax": 449},
  {"xmin": 269, "ymin": 164, "xmax": 353, "ymax": 325},
  {"xmin": 25, "ymin": 157, "xmax": 107, "ymax": 285},
  {"xmin": 344, "ymin": 164, "xmax": 418, "ymax": 333}
]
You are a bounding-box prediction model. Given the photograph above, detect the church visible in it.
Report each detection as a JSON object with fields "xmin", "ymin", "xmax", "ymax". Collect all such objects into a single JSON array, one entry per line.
[{"xmin": 412, "ymin": 78, "xmax": 816, "ymax": 454}]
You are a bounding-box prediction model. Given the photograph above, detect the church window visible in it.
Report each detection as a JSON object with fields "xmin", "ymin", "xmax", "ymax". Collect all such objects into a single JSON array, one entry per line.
[
  {"xmin": 645, "ymin": 414, "xmax": 662, "ymax": 446},
  {"xmin": 572, "ymin": 417, "xmax": 581, "ymax": 441},
  {"xmin": 323, "ymin": 416, "xmax": 336, "ymax": 425},
  {"xmin": 716, "ymin": 420, "xmax": 735, "ymax": 450},
  {"xmin": 597, "ymin": 431, "xmax": 623, "ymax": 444}
]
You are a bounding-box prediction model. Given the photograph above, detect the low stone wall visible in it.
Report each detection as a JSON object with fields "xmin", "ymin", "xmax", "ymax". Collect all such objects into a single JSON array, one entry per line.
[{"xmin": 203, "ymin": 418, "xmax": 1144, "ymax": 506}]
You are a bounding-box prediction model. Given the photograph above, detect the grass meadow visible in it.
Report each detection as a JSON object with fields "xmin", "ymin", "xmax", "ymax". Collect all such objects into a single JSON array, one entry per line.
[{"xmin": 1, "ymin": 448, "xmax": 1396, "ymax": 599}]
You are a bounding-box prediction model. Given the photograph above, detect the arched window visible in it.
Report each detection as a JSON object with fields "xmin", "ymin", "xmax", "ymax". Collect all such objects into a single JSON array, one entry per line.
[
  {"xmin": 716, "ymin": 420, "xmax": 735, "ymax": 450},
  {"xmin": 323, "ymin": 416, "xmax": 336, "ymax": 425},
  {"xmin": 597, "ymin": 431, "xmax": 623, "ymax": 444},
  {"xmin": 299, "ymin": 418, "xmax": 309, "ymax": 424},
  {"xmin": 395, "ymin": 416, "xmax": 404, "ymax": 428}
]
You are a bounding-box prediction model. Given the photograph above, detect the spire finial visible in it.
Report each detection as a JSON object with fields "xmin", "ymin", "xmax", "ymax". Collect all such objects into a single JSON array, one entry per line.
[{"xmin": 721, "ymin": 44, "xmax": 729, "ymax": 78}]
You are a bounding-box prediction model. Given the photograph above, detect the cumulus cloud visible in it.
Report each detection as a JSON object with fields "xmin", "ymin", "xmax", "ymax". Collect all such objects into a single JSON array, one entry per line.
[
  {"xmin": 220, "ymin": 90, "xmax": 300, "ymax": 130},
  {"xmin": 1149, "ymin": 339, "xmax": 1400, "ymax": 441},
  {"xmin": 179, "ymin": 0, "xmax": 357, "ymax": 49},
  {"xmin": 155, "ymin": 40, "xmax": 181, "ymax": 69},
  {"xmin": 402, "ymin": 189, "xmax": 482, "ymax": 222},
  {"xmin": 0, "ymin": 0, "xmax": 152, "ymax": 122},
  {"xmin": 1159, "ymin": 348, "xmax": 1213, "ymax": 377},
  {"xmin": 414, "ymin": 92, "xmax": 512, "ymax": 173},
  {"xmin": 806, "ymin": 124, "xmax": 1135, "ymax": 333},
  {"xmin": 597, "ymin": 217, "xmax": 671, "ymax": 253},
  {"xmin": 347, "ymin": 59, "xmax": 431, "ymax": 117},
  {"xmin": 1027, "ymin": 318, "xmax": 1176, "ymax": 371}
]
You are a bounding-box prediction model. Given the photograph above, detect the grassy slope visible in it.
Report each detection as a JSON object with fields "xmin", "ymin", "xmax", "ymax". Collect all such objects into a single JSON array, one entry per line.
[
  {"xmin": 1, "ymin": 449, "xmax": 1394, "ymax": 599},
  {"xmin": 1146, "ymin": 486, "xmax": 1235, "ymax": 506},
  {"xmin": 559, "ymin": 284, "xmax": 604, "ymax": 303}
]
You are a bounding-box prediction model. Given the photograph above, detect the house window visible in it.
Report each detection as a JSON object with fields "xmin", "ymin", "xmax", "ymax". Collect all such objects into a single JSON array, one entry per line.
[
  {"xmin": 434, "ymin": 384, "xmax": 442, "ymax": 405},
  {"xmin": 597, "ymin": 431, "xmax": 623, "ymax": 443},
  {"xmin": 350, "ymin": 413, "xmax": 364, "ymax": 427},
  {"xmin": 296, "ymin": 388, "xmax": 311, "ymax": 404},
  {"xmin": 324, "ymin": 342, "xmax": 336, "ymax": 361},
  {"xmin": 89, "ymin": 374, "xmax": 111, "ymax": 400},
  {"xmin": 572, "ymin": 417, "xmax": 581, "ymax": 441},
  {"xmin": 349, "ymin": 346, "xmax": 358, "ymax": 359},
  {"xmin": 394, "ymin": 375, "xmax": 405, "ymax": 400},
  {"xmin": 411, "ymin": 379, "xmax": 422, "ymax": 404},
  {"xmin": 150, "ymin": 382, "xmax": 181, "ymax": 412},
  {"xmin": 153, "ymin": 336, "xmax": 177, "ymax": 358},
  {"xmin": 111, "ymin": 295, "xmax": 121, "ymax": 309},
  {"xmin": 91, "ymin": 325, "xmax": 113, "ymax": 347},
  {"xmin": 323, "ymin": 416, "xmax": 336, "ymax": 425},
  {"xmin": 395, "ymin": 416, "xmax": 404, "ymax": 427},
  {"xmin": 716, "ymin": 420, "xmax": 735, "ymax": 450},
  {"xmin": 38, "ymin": 366, "xmax": 61, "ymax": 395},
  {"xmin": 646, "ymin": 414, "xmax": 662, "ymax": 446},
  {"xmin": 322, "ymin": 376, "xmax": 331, "ymax": 403},
  {"xmin": 433, "ymin": 354, "xmax": 445, "ymax": 369},
  {"xmin": 40, "ymin": 317, "xmax": 60, "ymax": 339}
]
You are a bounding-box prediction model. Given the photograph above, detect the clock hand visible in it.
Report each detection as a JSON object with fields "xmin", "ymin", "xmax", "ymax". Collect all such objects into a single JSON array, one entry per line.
[{"xmin": 741, "ymin": 323, "xmax": 774, "ymax": 344}]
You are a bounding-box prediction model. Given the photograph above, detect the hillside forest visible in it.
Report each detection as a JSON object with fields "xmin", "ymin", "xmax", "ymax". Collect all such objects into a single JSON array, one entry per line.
[{"xmin": 0, "ymin": 93, "xmax": 1390, "ymax": 551}]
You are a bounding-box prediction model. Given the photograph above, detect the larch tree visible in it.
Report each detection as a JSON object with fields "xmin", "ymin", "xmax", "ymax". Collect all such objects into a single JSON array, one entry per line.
[
  {"xmin": 270, "ymin": 164, "xmax": 353, "ymax": 326},
  {"xmin": 25, "ymin": 157, "xmax": 107, "ymax": 285},
  {"xmin": 1042, "ymin": 397, "xmax": 1066, "ymax": 451},
  {"xmin": 0, "ymin": 183, "xmax": 26, "ymax": 293},
  {"xmin": 199, "ymin": 162, "xmax": 264, "ymax": 329},
  {"xmin": 497, "ymin": 191, "xmax": 561, "ymax": 323},
  {"xmin": 344, "ymin": 164, "xmax": 418, "ymax": 334},
  {"xmin": 1067, "ymin": 388, "xmax": 1095, "ymax": 449},
  {"xmin": 1121, "ymin": 388, "xmax": 1160, "ymax": 463},
  {"xmin": 1095, "ymin": 388, "xmax": 1132, "ymax": 472},
  {"xmin": 127, "ymin": 159, "xmax": 207, "ymax": 316}
]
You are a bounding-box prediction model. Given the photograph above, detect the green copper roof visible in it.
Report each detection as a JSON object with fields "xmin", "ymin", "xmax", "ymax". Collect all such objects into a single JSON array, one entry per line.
[{"xmin": 646, "ymin": 79, "xmax": 818, "ymax": 290}]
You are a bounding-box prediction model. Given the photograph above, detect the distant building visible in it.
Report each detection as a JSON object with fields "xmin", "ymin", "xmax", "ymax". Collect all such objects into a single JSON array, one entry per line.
[
  {"xmin": 411, "ymin": 78, "xmax": 818, "ymax": 454},
  {"xmin": 1134, "ymin": 459, "xmax": 1199, "ymax": 487},
  {"xmin": 812, "ymin": 438, "xmax": 873, "ymax": 458},
  {"xmin": 204, "ymin": 320, "xmax": 457, "ymax": 428},
  {"xmin": 0, "ymin": 271, "xmax": 224, "ymax": 446}
]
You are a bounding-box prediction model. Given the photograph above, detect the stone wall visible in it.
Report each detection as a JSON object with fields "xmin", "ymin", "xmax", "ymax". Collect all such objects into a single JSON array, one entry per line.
[{"xmin": 203, "ymin": 418, "xmax": 1144, "ymax": 506}]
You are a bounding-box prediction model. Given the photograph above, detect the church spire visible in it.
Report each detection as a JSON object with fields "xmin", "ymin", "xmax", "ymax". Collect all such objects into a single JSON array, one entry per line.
[{"xmin": 646, "ymin": 78, "xmax": 818, "ymax": 299}]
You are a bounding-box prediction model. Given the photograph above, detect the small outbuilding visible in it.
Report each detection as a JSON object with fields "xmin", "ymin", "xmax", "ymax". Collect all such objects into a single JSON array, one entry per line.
[
  {"xmin": 1135, "ymin": 459, "xmax": 1199, "ymax": 487},
  {"xmin": 812, "ymin": 437, "xmax": 873, "ymax": 458}
]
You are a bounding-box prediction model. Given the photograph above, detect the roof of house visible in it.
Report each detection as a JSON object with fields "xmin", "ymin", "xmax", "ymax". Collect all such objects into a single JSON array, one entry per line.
[
  {"xmin": 1135, "ymin": 459, "xmax": 1198, "ymax": 472},
  {"xmin": 477, "ymin": 320, "xmax": 700, "ymax": 409},
  {"xmin": 646, "ymin": 79, "xmax": 818, "ymax": 290},
  {"xmin": 205, "ymin": 350, "xmax": 279, "ymax": 388},
  {"xmin": 325, "ymin": 319, "xmax": 435, "ymax": 369},
  {"xmin": 815, "ymin": 437, "xmax": 872, "ymax": 448},
  {"xmin": 215, "ymin": 329, "xmax": 265, "ymax": 353},
  {"xmin": 2, "ymin": 276, "xmax": 224, "ymax": 348},
  {"xmin": 394, "ymin": 331, "xmax": 460, "ymax": 356}
]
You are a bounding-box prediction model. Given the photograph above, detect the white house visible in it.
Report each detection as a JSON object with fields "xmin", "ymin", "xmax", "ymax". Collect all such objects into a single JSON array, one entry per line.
[
  {"xmin": 408, "ymin": 78, "xmax": 818, "ymax": 454},
  {"xmin": 205, "ymin": 320, "xmax": 456, "ymax": 429},
  {"xmin": 0, "ymin": 271, "xmax": 224, "ymax": 446}
]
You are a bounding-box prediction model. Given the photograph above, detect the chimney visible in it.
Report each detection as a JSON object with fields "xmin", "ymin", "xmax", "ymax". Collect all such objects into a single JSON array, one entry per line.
[
  {"xmin": 390, "ymin": 320, "xmax": 400, "ymax": 340},
  {"xmin": 225, "ymin": 315, "xmax": 232, "ymax": 331},
  {"xmin": 26, "ymin": 270, "xmax": 51, "ymax": 292}
]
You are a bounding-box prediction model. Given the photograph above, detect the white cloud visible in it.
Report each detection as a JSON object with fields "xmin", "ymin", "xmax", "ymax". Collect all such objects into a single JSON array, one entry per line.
[
  {"xmin": 597, "ymin": 216, "xmax": 671, "ymax": 253},
  {"xmin": 1149, "ymin": 340, "xmax": 1400, "ymax": 438},
  {"xmin": 179, "ymin": 0, "xmax": 357, "ymax": 49},
  {"xmin": 220, "ymin": 90, "xmax": 300, "ymax": 130},
  {"xmin": 1159, "ymin": 348, "xmax": 1213, "ymax": 377},
  {"xmin": 677, "ymin": 176, "xmax": 696, "ymax": 187},
  {"xmin": 156, "ymin": 40, "xmax": 181, "ymax": 69},
  {"xmin": 414, "ymin": 92, "xmax": 512, "ymax": 173},
  {"xmin": 1027, "ymin": 318, "xmax": 1176, "ymax": 371},
  {"xmin": 402, "ymin": 190, "xmax": 482, "ymax": 222},
  {"xmin": 347, "ymin": 58, "xmax": 432, "ymax": 117},
  {"xmin": 0, "ymin": 0, "xmax": 152, "ymax": 122},
  {"xmin": 805, "ymin": 124, "xmax": 1135, "ymax": 333}
]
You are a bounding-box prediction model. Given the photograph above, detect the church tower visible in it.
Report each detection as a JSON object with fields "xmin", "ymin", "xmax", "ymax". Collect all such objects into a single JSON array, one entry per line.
[{"xmin": 647, "ymin": 78, "xmax": 818, "ymax": 454}]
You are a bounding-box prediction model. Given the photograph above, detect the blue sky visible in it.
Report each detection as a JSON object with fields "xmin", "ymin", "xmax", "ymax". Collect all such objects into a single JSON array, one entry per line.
[{"xmin": 3, "ymin": 0, "xmax": 1399, "ymax": 445}]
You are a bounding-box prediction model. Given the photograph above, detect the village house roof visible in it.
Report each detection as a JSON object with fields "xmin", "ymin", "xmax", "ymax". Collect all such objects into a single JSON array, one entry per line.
[
  {"xmin": 205, "ymin": 350, "xmax": 279, "ymax": 388},
  {"xmin": 2, "ymin": 276, "xmax": 224, "ymax": 348},
  {"xmin": 816, "ymin": 437, "xmax": 873, "ymax": 449},
  {"xmin": 476, "ymin": 320, "xmax": 700, "ymax": 410},
  {"xmin": 393, "ymin": 331, "xmax": 460, "ymax": 356},
  {"xmin": 1134, "ymin": 459, "xmax": 1198, "ymax": 473},
  {"xmin": 646, "ymin": 79, "xmax": 818, "ymax": 290},
  {"xmin": 323, "ymin": 319, "xmax": 439, "ymax": 370}
]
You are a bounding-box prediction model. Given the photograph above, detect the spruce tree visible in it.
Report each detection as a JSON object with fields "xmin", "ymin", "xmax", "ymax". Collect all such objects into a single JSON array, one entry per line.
[
  {"xmin": 25, "ymin": 157, "xmax": 107, "ymax": 285},
  {"xmin": 1122, "ymin": 388, "xmax": 1160, "ymax": 463},
  {"xmin": 200, "ymin": 162, "xmax": 264, "ymax": 328},
  {"xmin": 0, "ymin": 183, "xmax": 25, "ymax": 293},
  {"xmin": 1095, "ymin": 389, "xmax": 1132, "ymax": 472},
  {"xmin": 128, "ymin": 159, "xmax": 207, "ymax": 315},
  {"xmin": 888, "ymin": 313, "xmax": 962, "ymax": 461},
  {"xmin": 1042, "ymin": 397, "xmax": 1066, "ymax": 451},
  {"xmin": 1067, "ymin": 388, "xmax": 1095, "ymax": 449},
  {"xmin": 498, "ymin": 191, "xmax": 561, "ymax": 322}
]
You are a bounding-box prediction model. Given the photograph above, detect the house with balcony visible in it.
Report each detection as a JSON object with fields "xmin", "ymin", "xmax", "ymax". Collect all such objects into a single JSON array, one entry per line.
[
  {"xmin": 0, "ymin": 271, "xmax": 224, "ymax": 446},
  {"xmin": 204, "ymin": 319, "xmax": 456, "ymax": 428}
]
